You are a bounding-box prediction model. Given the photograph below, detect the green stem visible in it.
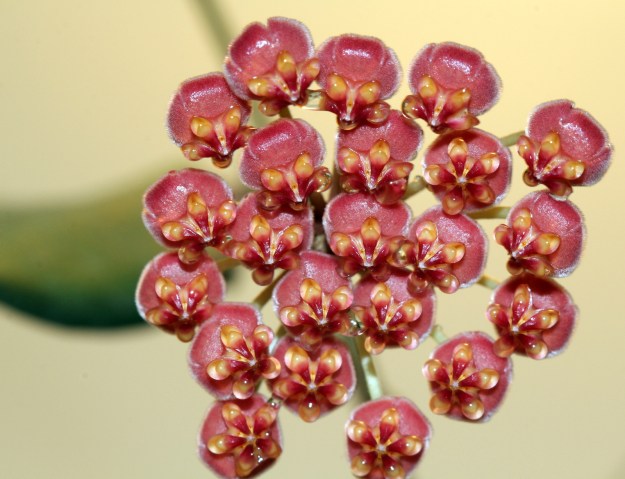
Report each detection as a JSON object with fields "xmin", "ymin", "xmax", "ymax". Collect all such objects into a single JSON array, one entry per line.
[
  {"xmin": 252, "ymin": 270, "xmax": 286, "ymax": 309},
  {"xmin": 403, "ymin": 175, "xmax": 428, "ymax": 200},
  {"xmin": 477, "ymin": 274, "xmax": 501, "ymax": 290},
  {"xmin": 430, "ymin": 324, "xmax": 448, "ymax": 345},
  {"xmin": 278, "ymin": 107, "xmax": 292, "ymax": 118},
  {"xmin": 500, "ymin": 130, "xmax": 524, "ymax": 148},
  {"xmin": 217, "ymin": 256, "xmax": 240, "ymax": 272},
  {"xmin": 468, "ymin": 206, "xmax": 510, "ymax": 220},
  {"xmin": 354, "ymin": 336, "xmax": 384, "ymax": 401}
]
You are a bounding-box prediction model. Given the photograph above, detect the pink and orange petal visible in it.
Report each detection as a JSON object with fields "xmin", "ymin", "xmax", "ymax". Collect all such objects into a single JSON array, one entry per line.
[
  {"xmin": 200, "ymin": 394, "xmax": 282, "ymax": 478},
  {"xmin": 423, "ymin": 332, "xmax": 511, "ymax": 422},
  {"xmin": 346, "ymin": 396, "xmax": 431, "ymax": 479},
  {"xmin": 269, "ymin": 337, "xmax": 356, "ymax": 422}
]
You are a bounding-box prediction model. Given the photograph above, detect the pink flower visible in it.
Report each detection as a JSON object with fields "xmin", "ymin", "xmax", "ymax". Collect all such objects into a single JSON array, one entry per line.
[
  {"xmin": 394, "ymin": 207, "xmax": 487, "ymax": 294},
  {"xmin": 337, "ymin": 110, "xmax": 423, "ymax": 204},
  {"xmin": 403, "ymin": 42, "xmax": 501, "ymax": 132},
  {"xmin": 224, "ymin": 194, "xmax": 314, "ymax": 285},
  {"xmin": 423, "ymin": 129, "xmax": 512, "ymax": 215},
  {"xmin": 488, "ymin": 274, "xmax": 577, "ymax": 359},
  {"xmin": 517, "ymin": 99, "xmax": 613, "ymax": 197},
  {"xmin": 199, "ymin": 395, "xmax": 282, "ymax": 478},
  {"xmin": 494, "ymin": 191, "xmax": 585, "ymax": 277},
  {"xmin": 239, "ymin": 119, "xmax": 330, "ymax": 211},
  {"xmin": 323, "ymin": 193, "xmax": 411, "ymax": 279},
  {"xmin": 423, "ymin": 331, "xmax": 512, "ymax": 421},
  {"xmin": 346, "ymin": 396, "xmax": 431, "ymax": 479},
  {"xmin": 167, "ymin": 73, "xmax": 253, "ymax": 167},
  {"xmin": 142, "ymin": 168, "xmax": 236, "ymax": 263},
  {"xmin": 135, "ymin": 252, "xmax": 225, "ymax": 342},
  {"xmin": 224, "ymin": 17, "xmax": 319, "ymax": 115},
  {"xmin": 273, "ymin": 251, "xmax": 353, "ymax": 349},
  {"xmin": 316, "ymin": 34, "xmax": 401, "ymax": 129},
  {"xmin": 269, "ymin": 337, "xmax": 356, "ymax": 422},
  {"xmin": 352, "ymin": 272, "xmax": 435, "ymax": 355},
  {"xmin": 188, "ymin": 303, "xmax": 280, "ymax": 399}
]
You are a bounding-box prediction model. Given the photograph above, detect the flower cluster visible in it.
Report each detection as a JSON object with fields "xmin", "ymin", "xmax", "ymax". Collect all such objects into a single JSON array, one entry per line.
[{"xmin": 135, "ymin": 17, "xmax": 612, "ymax": 479}]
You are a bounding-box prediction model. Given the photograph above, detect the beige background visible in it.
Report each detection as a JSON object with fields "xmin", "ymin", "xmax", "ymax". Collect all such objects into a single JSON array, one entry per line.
[{"xmin": 2, "ymin": 0, "xmax": 625, "ymax": 478}]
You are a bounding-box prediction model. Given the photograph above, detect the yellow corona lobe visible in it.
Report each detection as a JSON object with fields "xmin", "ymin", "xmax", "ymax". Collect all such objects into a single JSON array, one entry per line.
[
  {"xmin": 326, "ymin": 73, "xmax": 348, "ymax": 101},
  {"xmin": 190, "ymin": 116, "xmax": 214, "ymax": 138},
  {"xmin": 417, "ymin": 75, "xmax": 438, "ymax": 99}
]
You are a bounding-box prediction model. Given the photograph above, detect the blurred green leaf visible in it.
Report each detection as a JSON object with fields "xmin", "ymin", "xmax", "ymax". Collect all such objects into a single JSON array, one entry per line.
[{"xmin": 0, "ymin": 186, "xmax": 161, "ymax": 328}]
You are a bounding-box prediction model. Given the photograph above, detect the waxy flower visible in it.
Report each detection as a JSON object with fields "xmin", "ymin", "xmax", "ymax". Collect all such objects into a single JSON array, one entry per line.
[
  {"xmin": 337, "ymin": 110, "xmax": 423, "ymax": 204},
  {"xmin": 199, "ymin": 395, "xmax": 282, "ymax": 478},
  {"xmin": 224, "ymin": 17, "xmax": 320, "ymax": 115},
  {"xmin": 403, "ymin": 42, "xmax": 501, "ymax": 132},
  {"xmin": 324, "ymin": 193, "xmax": 411, "ymax": 280},
  {"xmin": 352, "ymin": 272, "xmax": 435, "ymax": 355},
  {"xmin": 517, "ymin": 99, "xmax": 612, "ymax": 197},
  {"xmin": 167, "ymin": 73, "xmax": 254, "ymax": 167},
  {"xmin": 273, "ymin": 251, "xmax": 354, "ymax": 349},
  {"xmin": 495, "ymin": 191, "xmax": 585, "ymax": 277},
  {"xmin": 239, "ymin": 118, "xmax": 331, "ymax": 211},
  {"xmin": 316, "ymin": 34, "xmax": 401, "ymax": 129},
  {"xmin": 142, "ymin": 168, "xmax": 236, "ymax": 263},
  {"xmin": 189, "ymin": 303, "xmax": 280, "ymax": 399},
  {"xmin": 423, "ymin": 332, "xmax": 511, "ymax": 421},
  {"xmin": 269, "ymin": 337, "xmax": 356, "ymax": 422},
  {"xmin": 488, "ymin": 274, "xmax": 577, "ymax": 359},
  {"xmin": 135, "ymin": 252, "xmax": 225, "ymax": 342},
  {"xmin": 394, "ymin": 207, "xmax": 487, "ymax": 294},
  {"xmin": 423, "ymin": 129, "xmax": 512, "ymax": 215},
  {"xmin": 225, "ymin": 194, "xmax": 314, "ymax": 285},
  {"xmin": 346, "ymin": 396, "xmax": 431, "ymax": 479}
]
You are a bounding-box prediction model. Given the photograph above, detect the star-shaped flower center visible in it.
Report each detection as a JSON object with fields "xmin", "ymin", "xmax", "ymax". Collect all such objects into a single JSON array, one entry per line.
[
  {"xmin": 393, "ymin": 220, "xmax": 465, "ymax": 294},
  {"xmin": 424, "ymin": 137, "xmax": 500, "ymax": 215},
  {"xmin": 207, "ymin": 401, "xmax": 282, "ymax": 478},
  {"xmin": 352, "ymin": 283, "xmax": 422, "ymax": 354},
  {"xmin": 228, "ymin": 214, "xmax": 304, "ymax": 285},
  {"xmin": 517, "ymin": 131, "xmax": 585, "ymax": 198},
  {"xmin": 347, "ymin": 407, "xmax": 423, "ymax": 479},
  {"xmin": 423, "ymin": 342, "xmax": 499, "ymax": 420},
  {"xmin": 271, "ymin": 345, "xmax": 349, "ymax": 422},
  {"xmin": 488, "ymin": 284, "xmax": 559, "ymax": 359},
  {"xmin": 145, "ymin": 273, "xmax": 213, "ymax": 342},
  {"xmin": 160, "ymin": 191, "xmax": 236, "ymax": 263},
  {"xmin": 207, "ymin": 324, "xmax": 281, "ymax": 399},
  {"xmin": 279, "ymin": 278, "xmax": 353, "ymax": 349},
  {"xmin": 494, "ymin": 208, "xmax": 561, "ymax": 276}
]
